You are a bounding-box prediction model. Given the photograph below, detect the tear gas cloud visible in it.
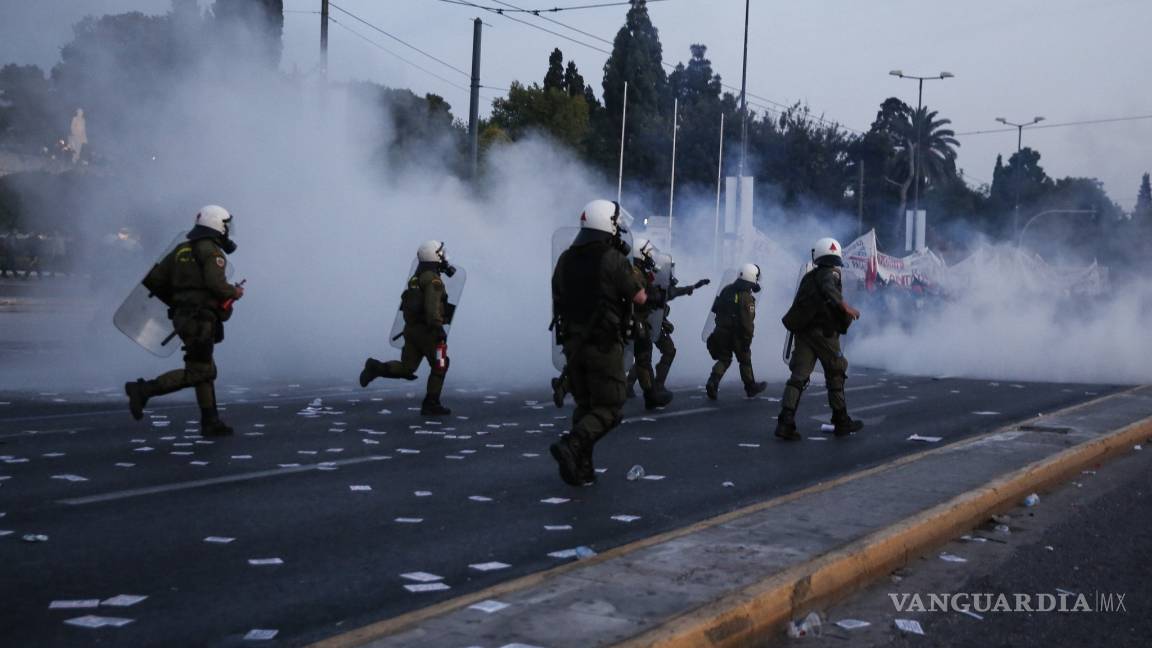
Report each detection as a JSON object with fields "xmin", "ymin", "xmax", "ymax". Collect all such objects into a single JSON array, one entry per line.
[{"xmin": 3, "ymin": 16, "xmax": 1150, "ymax": 393}]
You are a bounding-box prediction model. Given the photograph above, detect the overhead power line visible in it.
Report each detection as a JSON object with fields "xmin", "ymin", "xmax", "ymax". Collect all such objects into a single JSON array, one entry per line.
[
  {"xmin": 329, "ymin": 2, "xmax": 471, "ymax": 78},
  {"xmin": 436, "ymin": 0, "xmax": 669, "ymax": 14},
  {"xmin": 955, "ymin": 113, "xmax": 1152, "ymax": 136},
  {"xmin": 450, "ymin": 0, "xmax": 861, "ymax": 132},
  {"xmin": 328, "ymin": 16, "xmax": 471, "ymax": 96}
]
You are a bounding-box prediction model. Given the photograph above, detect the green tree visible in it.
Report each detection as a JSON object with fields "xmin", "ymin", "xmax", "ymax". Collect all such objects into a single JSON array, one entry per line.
[
  {"xmin": 600, "ymin": 0, "xmax": 670, "ymax": 186},
  {"xmin": 489, "ymin": 81, "xmax": 590, "ymax": 152},
  {"xmin": 212, "ymin": 0, "xmax": 284, "ymax": 68},
  {"xmin": 1134, "ymin": 172, "xmax": 1152, "ymax": 232},
  {"xmin": 0, "ymin": 64, "xmax": 58, "ymax": 151},
  {"xmin": 544, "ymin": 48, "xmax": 565, "ymax": 92},
  {"xmin": 563, "ymin": 61, "xmax": 585, "ymax": 98},
  {"xmin": 666, "ymin": 44, "xmax": 725, "ymax": 189}
]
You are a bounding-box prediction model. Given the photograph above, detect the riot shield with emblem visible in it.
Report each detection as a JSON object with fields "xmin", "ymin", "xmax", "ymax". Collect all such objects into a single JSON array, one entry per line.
[
  {"xmin": 699, "ymin": 269, "xmax": 739, "ymax": 343},
  {"xmin": 389, "ymin": 261, "xmax": 467, "ymax": 350},
  {"xmin": 782, "ymin": 261, "xmax": 816, "ymax": 365},
  {"xmin": 549, "ymin": 220, "xmax": 635, "ymax": 372},
  {"xmin": 113, "ymin": 233, "xmax": 236, "ymax": 357}
]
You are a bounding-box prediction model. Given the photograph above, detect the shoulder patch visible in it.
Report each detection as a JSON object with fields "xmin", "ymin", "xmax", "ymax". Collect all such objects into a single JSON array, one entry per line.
[{"xmin": 215, "ymin": 257, "xmax": 226, "ymax": 268}]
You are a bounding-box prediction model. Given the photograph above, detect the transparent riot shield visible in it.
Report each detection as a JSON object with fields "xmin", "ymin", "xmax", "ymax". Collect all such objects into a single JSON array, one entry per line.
[
  {"xmin": 646, "ymin": 252, "xmax": 673, "ymax": 343},
  {"xmin": 549, "ymin": 225, "xmax": 635, "ymax": 371},
  {"xmin": 700, "ymin": 269, "xmax": 739, "ymax": 343},
  {"xmin": 782, "ymin": 261, "xmax": 816, "ymax": 365},
  {"xmin": 114, "ymin": 233, "xmax": 236, "ymax": 357},
  {"xmin": 389, "ymin": 261, "xmax": 467, "ymax": 350}
]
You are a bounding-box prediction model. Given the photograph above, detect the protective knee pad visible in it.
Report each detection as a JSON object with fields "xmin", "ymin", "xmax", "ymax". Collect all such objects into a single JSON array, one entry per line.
[{"xmin": 786, "ymin": 377, "xmax": 810, "ymax": 393}]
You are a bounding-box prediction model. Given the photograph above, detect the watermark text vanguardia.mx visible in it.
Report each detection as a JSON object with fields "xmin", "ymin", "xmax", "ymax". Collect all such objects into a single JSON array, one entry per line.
[{"xmin": 890, "ymin": 591, "xmax": 1127, "ymax": 614}]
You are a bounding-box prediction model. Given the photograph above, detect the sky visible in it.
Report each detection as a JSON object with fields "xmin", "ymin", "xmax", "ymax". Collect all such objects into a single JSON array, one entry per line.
[{"xmin": 1, "ymin": 0, "xmax": 1149, "ymax": 209}]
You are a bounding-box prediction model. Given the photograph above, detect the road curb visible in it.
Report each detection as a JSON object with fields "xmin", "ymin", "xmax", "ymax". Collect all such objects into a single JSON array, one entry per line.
[{"xmin": 616, "ymin": 414, "xmax": 1152, "ymax": 648}]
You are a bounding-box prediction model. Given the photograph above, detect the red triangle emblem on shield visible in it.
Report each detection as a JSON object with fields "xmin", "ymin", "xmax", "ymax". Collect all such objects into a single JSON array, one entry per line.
[{"xmin": 830, "ymin": 242, "xmax": 838, "ymax": 251}]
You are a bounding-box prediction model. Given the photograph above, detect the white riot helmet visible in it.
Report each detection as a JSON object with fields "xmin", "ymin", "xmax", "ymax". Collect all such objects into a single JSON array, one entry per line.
[
  {"xmin": 195, "ymin": 205, "xmax": 233, "ymax": 237},
  {"xmin": 739, "ymin": 263, "xmax": 761, "ymax": 284},
  {"xmin": 632, "ymin": 238, "xmax": 655, "ymax": 262},
  {"xmin": 811, "ymin": 237, "xmax": 843, "ymax": 266},
  {"xmin": 417, "ymin": 240, "xmax": 447, "ymax": 263},
  {"xmin": 579, "ymin": 199, "xmax": 628, "ymax": 235}
]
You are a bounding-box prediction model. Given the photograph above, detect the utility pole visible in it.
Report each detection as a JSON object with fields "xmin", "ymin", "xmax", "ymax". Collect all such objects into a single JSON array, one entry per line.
[
  {"xmin": 320, "ymin": 0, "xmax": 329, "ymax": 76},
  {"xmin": 617, "ymin": 81, "xmax": 628, "ymax": 204},
  {"xmin": 737, "ymin": 0, "xmax": 750, "ymax": 179},
  {"xmin": 857, "ymin": 161, "xmax": 865, "ymax": 236},
  {"xmin": 996, "ymin": 116, "xmax": 1045, "ymax": 236},
  {"xmin": 468, "ymin": 18, "xmax": 483, "ymax": 178},
  {"xmin": 668, "ymin": 98, "xmax": 678, "ymax": 255}
]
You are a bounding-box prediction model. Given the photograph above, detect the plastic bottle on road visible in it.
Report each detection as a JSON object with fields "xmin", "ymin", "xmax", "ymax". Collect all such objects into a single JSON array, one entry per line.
[
  {"xmin": 1023, "ymin": 493, "xmax": 1040, "ymax": 507},
  {"xmin": 626, "ymin": 465, "xmax": 645, "ymax": 481},
  {"xmin": 787, "ymin": 612, "xmax": 822, "ymax": 638}
]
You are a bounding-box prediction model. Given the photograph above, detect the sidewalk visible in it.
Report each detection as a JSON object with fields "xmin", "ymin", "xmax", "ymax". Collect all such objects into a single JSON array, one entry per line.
[{"xmin": 308, "ymin": 386, "xmax": 1152, "ymax": 648}]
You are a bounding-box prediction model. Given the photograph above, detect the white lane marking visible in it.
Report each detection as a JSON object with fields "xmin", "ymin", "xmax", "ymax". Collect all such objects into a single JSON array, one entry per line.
[
  {"xmin": 807, "ymin": 399, "xmax": 913, "ymax": 421},
  {"xmin": 0, "ymin": 427, "xmax": 90, "ymax": 440},
  {"xmin": 808, "ymin": 384, "xmax": 884, "ymax": 397},
  {"xmin": 58, "ymin": 455, "xmax": 390, "ymax": 506}
]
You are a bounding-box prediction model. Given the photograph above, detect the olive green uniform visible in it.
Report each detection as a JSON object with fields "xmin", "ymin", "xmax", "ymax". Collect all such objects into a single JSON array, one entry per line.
[
  {"xmin": 628, "ymin": 263, "xmax": 662, "ymax": 395},
  {"xmin": 361, "ymin": 265, "xmax": 450, "ymax": 407},
  {"xmin": 706, "ymin": 279, "xmax": 759, "ymax": 392},
  {"xmin": 550, "ymin": 235, "xmax": 643, "ymax": 484},
  {"xmin": 137, "ymin": 236, "xmax": 239, "ymax": 412},
  {"xmin": 780, "ymin": 264, "xmax": 851, "ymax": 415}
]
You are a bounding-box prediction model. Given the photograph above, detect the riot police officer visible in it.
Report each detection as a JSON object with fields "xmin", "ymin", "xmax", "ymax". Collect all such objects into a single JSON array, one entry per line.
[
  {"xmin": 627, "ymin": 238, "xmax": 674, "ymax": 410},
  {"xmin": 359, "ymin": 241, "xmax": 456, "ymax": 416},
  {"xmin": 774, "ymin": 237, "xmax": 863, "ymax": 440},
  {"xmin": 651, "ymin": 255, "xmax": 707, "ymax": 395},
  {"xmin": 124, "ymin": 205, "xmax": 244, "ymax": 437},
  {"xmin": 549, "ymin": 199, "xmax": 646, "ymax": 486},
  {"xmin": 705, "ymin": 264, "xmax": 768, "ymax": 400}
]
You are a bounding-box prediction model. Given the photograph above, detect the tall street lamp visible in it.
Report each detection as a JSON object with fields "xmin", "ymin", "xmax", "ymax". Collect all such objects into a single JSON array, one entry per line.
[
  {"xmin": 889, "ymin": 70, "xmax": 954, "ymax": 245},
  {"xmin": 995, "ymin": 115, "xmax": 1046, "ymax": 235}
]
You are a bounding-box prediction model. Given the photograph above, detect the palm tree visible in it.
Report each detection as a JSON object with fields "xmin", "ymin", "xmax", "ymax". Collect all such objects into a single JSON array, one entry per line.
[{"xmin": 893, "ymin": 107, "xmax": 960, "ymax": 221}]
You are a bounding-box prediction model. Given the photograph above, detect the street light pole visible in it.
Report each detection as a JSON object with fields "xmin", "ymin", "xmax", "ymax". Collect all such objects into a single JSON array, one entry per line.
[
  {"xmin": 889, "ymin": 70, "xmax": 954, "ymax": 248},
  {"xmin": 995, "ymin": 116, "xmax": 1045, "ymax": 236}
]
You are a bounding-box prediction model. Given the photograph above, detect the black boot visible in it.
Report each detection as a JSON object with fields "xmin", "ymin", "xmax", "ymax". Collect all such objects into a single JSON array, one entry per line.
[
  {"xmin": 744, "ymin": 381, "xmax": 768, "ymax": 398},
  {"xmin": 358, "ymin": 359, "xmax": 376, "ymax": 388},
  {"xmin": 200, "ymin": 407, "xmax": 234, "ymax": 437},
  {"xmin": 831, "ymin": 409, "xmax": 864, "ymax": 437},
  {"xmin": 705, "ymin": 375, "xmax": 719, "ymax": 401},
  {"xmin": 549, "ymin": 436, "xmax": 593, "ymax": 486},
  {"xmin": 420, "ymin": 397, "xmax": 451, "ymax": 416},
  {"xmin": 643, "ymin": 387, "xmax": 673, "ymax": 410},
  {"xmin": 774, "ymin": 407, "xmax": 802, "ymax": 441},
  {"xmin": 551, "ymin": 377, "xmax": 566, "ymax": 408},
  {"xmin": 125, "ymin": 379, "xmax": 151, "ymax": 421}
]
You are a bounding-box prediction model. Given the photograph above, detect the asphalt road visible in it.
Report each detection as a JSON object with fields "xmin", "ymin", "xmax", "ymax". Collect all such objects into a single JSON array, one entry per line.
[{"xmin": 0, "ymin": 371, "xmax": 1123, "ymax": 646}]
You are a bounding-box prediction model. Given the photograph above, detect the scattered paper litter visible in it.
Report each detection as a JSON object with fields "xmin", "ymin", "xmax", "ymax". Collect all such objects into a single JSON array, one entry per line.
[
  {"xmin": 540, "ymin": 497, "xmax": 570, "ymax": 504},
  {"xmin": 835, "ymin": 619, "xmax": 871, "ymax": 630},
  {"xmin": 414, "ymin": 490, "xmax": 433, "ymax": 497},
  {"xmin": 64, "ymin": 615, "xmax": 134, "ymax": 628},
  {"xmin": 404, "ymin": 582, "xmax": 450, "ymax": 593},
  {"xmin": 722, "ymin": 481, "xmax": 735, "ymax": 488},
  {"xmin": 52, "ymin": 474, "xmax": 89, "ymax": 482},
  {"xmin": 394, "ymin": 517, "xmax": 424, "ymax": 524},
  {"xmin": 641, "ymin": 474, "xmax": 665, "ymax": 481},
  {"xmin": 244, "ymin": 629, "xmax": 279, "ymax": 640},
  {"xmin": 939, "ymin": 552, "xmax": 968, "ymax": 563},
  {"xmin": 894, "ymin": 619, "xmax": 924, "ymax": 635},
  {"xmin": 469, "ymin": 561, "xmax": 510, "ymax": 571},
  {"xmin": 349, "ymin": 485, "xmax": 372, "ymax": 492},
  {"xmin": 468, "ymin": 495, "xmax": 493, "ymax": 502},
  {"xmin": 972, "ymin": 411, "xmax": 1000, "ymax": 416},
  {"xmin": 737, "ymin": 443, "xmax": 760, "ymax": 448},
  {"xmin": 469, "ymin": 599, "xmax": 510, "ymax": 614},
  {"xmin": 50, "ymin": 600, "xmax": 101, "ymax": 609},
  {"xmin": 908, "ymin": 434, "xmax": 943, "ymax": 443},
  {"xmin": 248, "ymin": 558, "xmax": 283, "ymax": 566},
  {"xmin": 101, "ymin": 595, "xmax": 148, "ymax": 607},
  {"xmin": 544, "ymin": 525, "xmax": 572, "ymax": 531},
  {"xmin": 611, "ymin": 514, "xmax": 641, "ymax": 523},
  {"xmin": 400, "ymin": 572, "xmax": 443, "ymax": 582},
  {"xmin": 548, "ymin": 548, "xmax": 579, "ymax": 559},
  {"xmin": 204, "ymin": 536, "xmax": 235, "ymax": 544}
]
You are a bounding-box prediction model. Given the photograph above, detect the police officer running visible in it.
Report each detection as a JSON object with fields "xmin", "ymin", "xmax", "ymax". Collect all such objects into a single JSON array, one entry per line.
[
  {"xmin": 549, "ymin": 199, "xmax": 646, "ymax": 486},
  {"xmin": 627, "ymin": 238, "xmax": 674, "ymax": 410},
  {"xmin": 705, "ymin": 264, "xmax": 768, "ymax": 400},
  {"xmin": 774, "ymin": 237, "xmax": 863, "ymax": 440},
  {"xmin": 359, "ymin": 241, "xmax": 456, "ymax": 416},
  {"xmin": 125, "ymin": 205, "xmax": 244, "ymax": 437},
  {"xmin": 651, "ymin": 256, "xmax": 707, "ymax": 395}
]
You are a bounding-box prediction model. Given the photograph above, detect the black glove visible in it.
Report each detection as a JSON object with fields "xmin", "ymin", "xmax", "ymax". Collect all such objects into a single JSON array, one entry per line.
[{"xmin": 695, "ymin": 279, "xmax": 711, "ymax": 289}]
